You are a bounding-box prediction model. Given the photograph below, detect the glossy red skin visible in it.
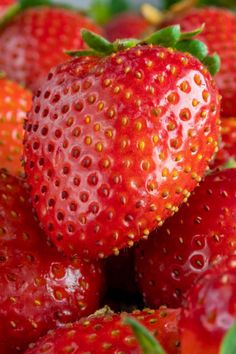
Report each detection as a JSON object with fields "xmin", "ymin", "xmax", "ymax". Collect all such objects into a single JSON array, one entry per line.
[
  {"xmin": 180, "ymin": 256, "xmax": 236, "ymax": 354},
  {"xmin": 105, "ymin": 11, "xmax": 150, "ymax": 41},
  {"xmin": 0, "ymin": 78, "xmax": 32, "ymax": 176},
  {"xmin": 0, "ymin": 170, "xmax": 104, "ymax": 354},
  {"xmin": 24, "ymin": 45, "xmax": 220, "ymax": 260},
  {"xmin": 0, "ymin": 7, "xmax": 102, "ymax": 92},
  {"xmin": 25, "ymin": 307, "xmax": 181, "ymax": 354},
  {"xmin": 211, "ymin": 117, "xmax": 236, "ymax": 168},
  {"xmin": 135, "ymin": 168, "xmax": 236, "ymax": 308},
  {"xmin": 169, "ymin": 7, "xmax": 236, "ymax": 117}
]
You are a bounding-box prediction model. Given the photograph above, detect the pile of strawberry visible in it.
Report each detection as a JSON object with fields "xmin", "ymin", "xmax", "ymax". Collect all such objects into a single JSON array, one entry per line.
[{"xmin": 0, "ymin": 0, "xmax": 236, "ymax": 353}]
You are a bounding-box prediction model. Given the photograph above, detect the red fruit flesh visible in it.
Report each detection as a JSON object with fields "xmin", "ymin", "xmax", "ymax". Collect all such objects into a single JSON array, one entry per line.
[
  {"xmin": 211, "ymin": 117, "xmax": 236, "ymax": 168},
  {"xmin": 24, "ymin": 45, "xmax": 220, "ymax": 259},
  {"xmin": 180, "ymin": 256, "xmax": 236, "ymax": 354},
  {"xmin": 0, "ymin": 170, "xmax": 104, "ymax": 354},
  {"xmin": 135, "ymin": 168, "xmax": 236, "ymax": 308},
  {"xmin": 0, "ymin": 7, "xmax": 102, "ymax": 92},
  {"xmin": 169, "ymin": 7, "xmax": 236, "ymax": 117},
  {"xmin": 0, "ymin": 78, "xmax": 32, "ymax": 176},
  {"xmin": 25, "ymin": 307, "xmax": 181, "ymax": 354},
  {"xmin": 105, "ymin": 12, "xmax": 150, "ymax": 41}
]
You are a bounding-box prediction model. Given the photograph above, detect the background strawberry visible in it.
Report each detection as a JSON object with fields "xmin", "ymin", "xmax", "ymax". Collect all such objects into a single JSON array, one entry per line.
[
  {"xmin": 23, "ymin": 27, "xmax": 221, "ymax": 259},
  {"xmin": 180, "ymin": 255, "xmax": 236, "ymax": 354},
  {"xmin": 25, "ymin": 307, "xmax": 181, "ymax": 354},
  {"xmin": 211, "ymin": 117, "xmax": 236, "ymax": 169},
  {"xmin": 135, "ymin": 168, "xmax": 236, "ymax": 308},
  {"xmin": 0, "ymin": 169, "xmax": 104, "ymax": 354},
  {"xmin": 0, "ymin": 3, "xmax": 102, "ymax": 92},
  {"xmin": 169, "ymin": 7, "xmax": 236, "ymax": 117},
  {"xmin": 105, "ymin": 11, "xmax": 150, "ymax": 41},
  {"xmin": 0, "ymin": 77, "xmax": 32, "ymax": 176}
]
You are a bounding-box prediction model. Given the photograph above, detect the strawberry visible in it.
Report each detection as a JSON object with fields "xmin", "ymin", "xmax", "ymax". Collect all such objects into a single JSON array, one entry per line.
[
  {"xmin": 169, "ymin": 7, "xmax": 236, "ymax": 117},
  {"xmin": 135, "ymin": 168, "xmax": 236, "ymax": 309},
  {"xmin": 180, "ymin": 255, "xmax": 236, "ymax": 354},
  {"xmin": 0, "ymin": 2, "xmax": 102, "ymax": 92},
  {"xmin": 23, "ymin": 27, "xmax": 221, "ymax": 259},
  {"xmin": 105, "ymin": 11, "xmax": 150, "ymax": 41},
  {"xmin": 0, "ymin": 77, "xmax": 32, "ymax": 176},
  {"xmin": 25, "ymin": 307, "xmax": 181, "ymax": 354},
  {"xmin": 0, "ymin": 169, "xmax": 104, "ymax": 354},
  {"xmin": 211, "ymin": 117, "xmax": 236, "ymax": 169}
]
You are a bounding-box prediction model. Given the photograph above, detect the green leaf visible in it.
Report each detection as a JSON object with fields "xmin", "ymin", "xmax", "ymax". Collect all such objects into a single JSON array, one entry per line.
[
  {"xmin": 114, "ymin": 38, "xmax": 140, "ymax": 51},
  {"xmin": 0, "ymin": 3, "xmax": 21, "ymax": 28},
  {"xmin": 109, "ymin": 0, "xmax": 130, "ymax": 15},
  {"xmin": 124, "ymin": 317, "xmax": 167, "ymax": 354},
  {"xmin": 180, "ymin": 24, "xmax": 205, "ymax": 40},
  {"xmin": 203, "ymin": 54, "xmax": 221, "ymax": 76},
  {"xmin": 19, "ymin": 0, "xmax": 52, "ymax": 9},
  {"xmin": 221, "ymin": 158, "xmax": 236, "ymax": 170},
  {"xmin": 65, "ymin": 49, "xmax": 103, "ymax": 58},
  {"xmin": 89, "ymin": 1, "xmax": 111, "ymax": 25},
  {"xmin": 81, "ymin": 29, "xmax": 114, "ymax": 54},
  {"xmin": 176, "ymin": 39, "xmax": 208, "ymax": 61},
  {"xmin": 144, "ymin": 25, "xmax": 181, "ymax": 47},
  {"xmin": 220, "ymin": 322, "xmax": 236, "ymax": 354}
]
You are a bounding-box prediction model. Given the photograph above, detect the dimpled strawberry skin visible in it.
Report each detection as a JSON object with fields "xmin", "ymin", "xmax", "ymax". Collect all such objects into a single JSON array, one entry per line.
[
  {"xmin": 170, "ymin": 7, "xmax": 236, "ymax": 117},
  {"xmin": 25, "ymin": 308, "xmax": 181, "ymax": 354},
  {"xmin": 0, "ymin": 170, "xmax": 104, "ymax": 354},
  {"xmin": 0, "ymin": 78, "xmax": 32, "ymax": 176},
  {"xmin": 0, "ymin": 7, "xmax": 102, "ymax": 92},
  {"xmin": 24, "ymin": 45, "xmax": 221, "ymax": 260},
  {"xmin": 135, "ymin": 168, "xmax": 236, "ymax": 308},
  {"xmin": 180, "ymin": 256, "xmax": 236, "ymax": 354}
]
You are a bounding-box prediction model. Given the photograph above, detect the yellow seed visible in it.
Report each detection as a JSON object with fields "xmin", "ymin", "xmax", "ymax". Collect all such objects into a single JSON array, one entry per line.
[
  {"xmin": 95, "ymin": 142, "xmax": 103, "ymax": 152},
  {"xmin": 94, "ymin": 123, "xmax": 101, "ymax": 132},
  {"xmin": 135, "ymin": 122, "xmax": 142, "ymax": 131},
  {"xmin": 97, "ymin": 102, "xmax": 104, "ymax": 111},
  {"xmin": 122, "ymin": 116, "xmax": 128, "ymax": 126},
  {"xmin": 162, "ymin": 168, "xmax": 168, "ymax": 177},
  {"xmin": 85, "ymin": 136, "xmax": 92, "ymax": 145},
  {"xmin": 84, "ymin": 115, "xmax": 91, "ymax": 124},
  {"xmin": 152, "ymin": 135, "xmax": 159, "ymax": 144},
  {"xmin": 138, "ymin": 141, "xmax": 145, "ymax": 151}
]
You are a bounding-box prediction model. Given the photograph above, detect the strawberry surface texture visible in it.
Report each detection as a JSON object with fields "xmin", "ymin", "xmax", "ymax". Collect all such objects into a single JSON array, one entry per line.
[
  {"xmin": 0, "ymin": 77, "xmax": 32, "ymax": 176},
  {"xmin": 135, "ymin": 168, "xmax": 236, "ymax": 308},
  {"xmin": 169, "ymin": 7, "xmax": 236, "ymax": 117},
  {"xmin": 25, "ymin": 307, "xmax": 181, "ymax": 354},
  {"xmin": 0, "ymin": 6, "xmax": 102, "ymax": 92},
  {"xmin": 180, "ymin": 255, "xmax": 236, "ymax": 354},
  {"xmin": 23, "ymin": 43, "xmax": 221, "ymax": 260},
  {"xmin": 0, "ymin": 170, "xmax": 104, "ymax": 354}
]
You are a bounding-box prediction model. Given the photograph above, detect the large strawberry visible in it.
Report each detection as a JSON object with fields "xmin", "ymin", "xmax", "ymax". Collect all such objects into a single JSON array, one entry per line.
[
  {"xmin": 0, "ymin": 169, "xmax": 104, "ymax": 354},
  {"xmin": 169, "ymin": 7, "xmax": 236, "ymax": 117},
  {"xmin": 0, "ymin": 76, "xmax": 32, "ymax": 176},
  {"xmin": 0, "ymin": 0, "xmax": 102, "ymax": 92},
  {"xmin": 180, "ymin": 255, "xmax": 236, "ymax": 354},
  {"xmin": 211, "ymin": 117, "xmax": 236, "ymax": 168},
  {"xmin": 135, "ymin": 168, "xmax": 236, "ymax": 309},
  {"xmin": 105, "ymin": 11, "xmax": 150, "ymax": 41},
  {"xmin": 23, "ymin": 26, "xmax": 221, "ymax": 259},
  {"xmin": 25, "ymin": 307, "xmax": 181, "ymax": 354}
]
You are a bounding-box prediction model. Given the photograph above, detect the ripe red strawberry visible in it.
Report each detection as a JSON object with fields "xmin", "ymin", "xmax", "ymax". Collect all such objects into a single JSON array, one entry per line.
[
  {"xmin": 23, "ymin": 27, "xmax": 221, "ymax": 259},
  {"xmin": 0, "ymin": 169, "xmax": 104, "ymax": 354},
  {"xmin": 135, "ymin": 168, "xmax": 236, "ymax": 309},
  {"xmin": 25, "ymin": 307, "xmax": 181, "ymax": 354},
  {"xmin": 169, "ymin": 7, "xmax": 236, "ymax": 117},
  {"xmin": 105, "ymin": 12, "xmax": 150, "ymax": 41},
  {"xmin": 0, "ymin": 77, "xmax": 32, "ymax": 176},
  {"xmin": 0, "ymin": 4, "xmax": 102, "ymax": 92},
  {"xmin": 180, "ymin": 255, "xmax": 236, "ymax": 354},
  {"xmin": 211, "ymin": 117, "xmax": 236, "ymax": 169}
]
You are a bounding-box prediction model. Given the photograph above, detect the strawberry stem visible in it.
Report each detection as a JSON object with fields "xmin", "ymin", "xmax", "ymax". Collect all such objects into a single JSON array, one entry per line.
[
  {"xmin": 124, "ymin": 317, "xmax": 167, "ymax": 354},
  {"xmin": 67, "ymin": 25, "xmax": 220, "ymax": 76},
  {"xmin": 220, "ymin": 321, "xmax": 236, "ymax": 354}
]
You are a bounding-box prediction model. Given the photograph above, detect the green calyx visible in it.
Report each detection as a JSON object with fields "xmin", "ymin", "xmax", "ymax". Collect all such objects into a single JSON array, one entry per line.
[
  {"xmin": 124, "ymin": 317, "xmax": 167, "ymax": 354},
  {"xmin": 220, "ymin": 321, "xmax": 236, "ymax": 354},
  {"xmin": 67, "ymin": 25, "xmax": 220, "ymax": 76}
]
